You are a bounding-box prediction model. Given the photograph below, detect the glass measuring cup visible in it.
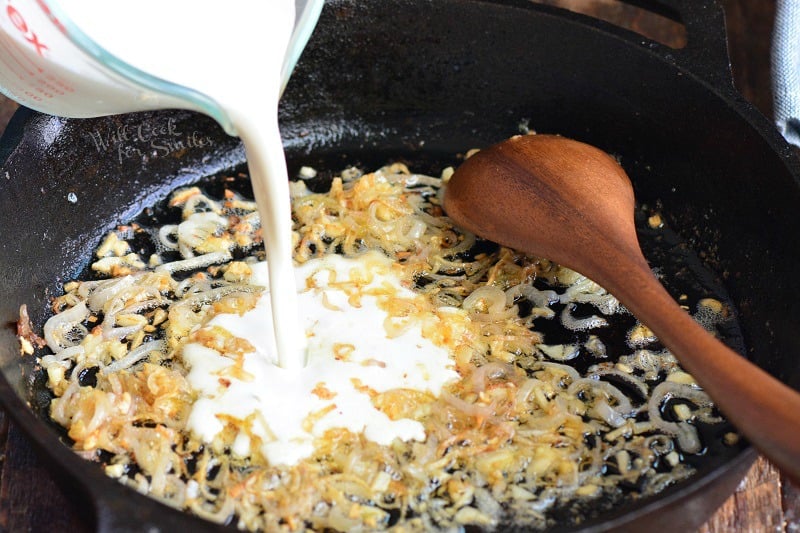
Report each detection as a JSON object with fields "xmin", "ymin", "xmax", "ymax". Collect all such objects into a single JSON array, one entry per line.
[{"xmin": 0, "ymin": 0, "xmax": 324, "ymax": 136}]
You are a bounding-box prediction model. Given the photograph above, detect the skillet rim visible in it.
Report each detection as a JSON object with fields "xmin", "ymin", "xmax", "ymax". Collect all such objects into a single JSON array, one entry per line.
[{"xmin": 0, "ymin": 0, "xmax": 796, "ymax": 530}]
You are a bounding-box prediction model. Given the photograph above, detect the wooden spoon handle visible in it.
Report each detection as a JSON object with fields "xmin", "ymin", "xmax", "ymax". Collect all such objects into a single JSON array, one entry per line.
[{"xmin": 597, "ymin": 253, "xmax": 800, "ymax": 484}]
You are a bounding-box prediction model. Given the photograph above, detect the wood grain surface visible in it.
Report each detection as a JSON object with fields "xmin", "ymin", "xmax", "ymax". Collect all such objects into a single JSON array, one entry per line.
[{"xmin": 0, "ymin": 1, "xmax": 795, "ymax": 531}]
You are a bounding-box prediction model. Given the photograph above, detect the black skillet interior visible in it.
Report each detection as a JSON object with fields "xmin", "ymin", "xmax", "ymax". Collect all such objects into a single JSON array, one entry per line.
[{"xmin": 0, "ymin": 0, "xmax": 796, "ymax": 531}]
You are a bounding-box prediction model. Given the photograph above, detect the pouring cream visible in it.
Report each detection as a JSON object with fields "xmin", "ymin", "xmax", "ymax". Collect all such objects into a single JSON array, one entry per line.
[{"xmin": 56, "ymin": 0, "xmax": 308, "ymax": 369}]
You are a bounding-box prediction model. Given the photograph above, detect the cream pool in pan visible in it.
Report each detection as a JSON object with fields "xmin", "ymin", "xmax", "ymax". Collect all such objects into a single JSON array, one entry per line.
[{"xmin": 184, "ymin": 251, "xmax": 460, "ymax": 466}]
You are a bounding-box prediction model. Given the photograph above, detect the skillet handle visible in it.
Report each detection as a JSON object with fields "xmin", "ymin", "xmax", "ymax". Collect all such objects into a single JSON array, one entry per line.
[{"xmin": 606, "ymin": 0, "xmax": 736, "ymax": 92}]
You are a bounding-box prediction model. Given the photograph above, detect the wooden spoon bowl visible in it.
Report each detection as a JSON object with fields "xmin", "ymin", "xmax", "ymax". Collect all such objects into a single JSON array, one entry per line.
[{"xmin": 443, "ymin": 134, "xmax": 800, "ymax": 483}]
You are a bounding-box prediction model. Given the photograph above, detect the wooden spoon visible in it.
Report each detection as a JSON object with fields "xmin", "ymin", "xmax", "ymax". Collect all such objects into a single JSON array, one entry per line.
[{"xmin": 443, "ymin": 133, "xmax": 800, "ymax": 483}]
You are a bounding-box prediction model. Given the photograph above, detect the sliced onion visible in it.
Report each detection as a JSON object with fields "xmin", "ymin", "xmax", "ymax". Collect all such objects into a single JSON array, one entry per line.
[
  {"xmin": 587, "ymin": 368, "xmax": 649, "ymax": 400},
  {"xmin": 644, "ymin": 434, "xmax": 674, "ymax": 455},
  {"xmin": 40, "ymin": 344, "xmax": 85, "ymax": 368},
  {"xmin": 157, "ymin": 251, "xmax": 232, "ymax": 274},
  {"xmin": 619, "ymin": 349, "xmax": 680, "ymax": 379},
  {"xmin": 158, "ymin": 225, "xmax": 180, "ymax": 251},
  {"xmin": 179, "ymin": 240, "xmax": 195, "ymax": 259},
  {"xmin": 539, "ymin": 362, "xmax": 581, "ymax": 383},
  {"xmin": 647, "ymin": 381, "xmax": 714, "ymax": 454},
  {"xmin": 593, "ymin": 399, "xmax": 627, "ymax": 428},
  {"xmin": 581, "ymin": 336, "xmax": 606, "ymax": 359},
  {"xmin": 469, "ymin": 362, "xmax": 515, "ymax": 392},
  {"xmin": 569, "ymin": 377, "xmax": 635, "ymax": 427},
  {"xmin": 87, "ymin": 275, "xmax": 136, "ymax": 312},
  {"xmin": 119, "ymin": 298, "xmax": 168, "ymax": 316},
  {"xmin": 178, "ymin": 212, "xmax": 229, "ymax": 250},
  {"xmin": 560, "ymin": 305, "xmax": 608, "ymax": 331},
  {"xmin": 103, "ymin": 325, "xmax": 143, "ymax": 341},
  {"xmin": 516, "ymin": 378, "xmax": 539, "ymax": 405},
  {"xmin": 537, "ymin": 343, "xmax": 580, "ymax": 362},
  {"xmin": 183, "ymin": 193, "xmax": 222, "ymax": 218},
  {"xmin": 441, "ymin": 391, "xmax": 494, "ymax": 421},
  {"xmin": 177, "ymin": 284, "xmax": 260, "ymax": 309},
  {"xmin": 104, "ymin": 340, "xmax": 166, "ymax": 374},
  {"xmin": 521, "ymin": 285, "xmax": 559, "ymax": 309},
  {"xmin": 559, "ymin": 276, "xmax": 620, "ymax": 315},
  {"xmin": 442, "ymin": 230, "xmax": 476, "ymax": 257},
  {"xmin": 394, "ymin": 173, "xmax": 442, "ymax": 188},
  {"xmin": 44, "ymin": 301, "xmax": 89, "ymax": 352},
  {"xmin": 473, "ymin": 487, "xmax": 502, "ymax": 523},
  {"xmin": 463, "ymin": 286, "xmax": 507, "ymax": 314},
  {"xmin": 577, "ymin": 443, "xmax": 604, "ymax": 481},
  {"xmin": 49, "ymin": 372, "xmax": 84, "ymax": 425},
  {"xmin": 404, "ymin": 218, "xmax": 427, "ymax": 241}
]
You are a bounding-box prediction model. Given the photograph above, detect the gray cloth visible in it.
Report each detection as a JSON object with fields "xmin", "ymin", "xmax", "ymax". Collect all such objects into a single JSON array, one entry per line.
[{"xmin": 773, "ymin": 0, "xmax": 800, "ymax": 146}]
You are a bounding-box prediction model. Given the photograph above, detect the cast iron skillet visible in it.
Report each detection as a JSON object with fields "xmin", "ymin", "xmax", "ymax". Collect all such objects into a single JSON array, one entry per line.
[{"xmin": 0, "ymin": 0, "xmax": 797, "ymax": 531}]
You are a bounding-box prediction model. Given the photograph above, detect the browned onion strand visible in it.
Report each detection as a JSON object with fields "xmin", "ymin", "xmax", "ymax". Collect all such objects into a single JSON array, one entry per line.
[{"xmin": 23, "ymin": 161, "xmax": 735, "ymax": 531}]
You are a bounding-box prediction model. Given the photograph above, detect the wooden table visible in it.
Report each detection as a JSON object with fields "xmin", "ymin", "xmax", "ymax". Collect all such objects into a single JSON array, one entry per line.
[{"xmin": 0, "ymin": 1, "xmax": 796, "ymax": 531}]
